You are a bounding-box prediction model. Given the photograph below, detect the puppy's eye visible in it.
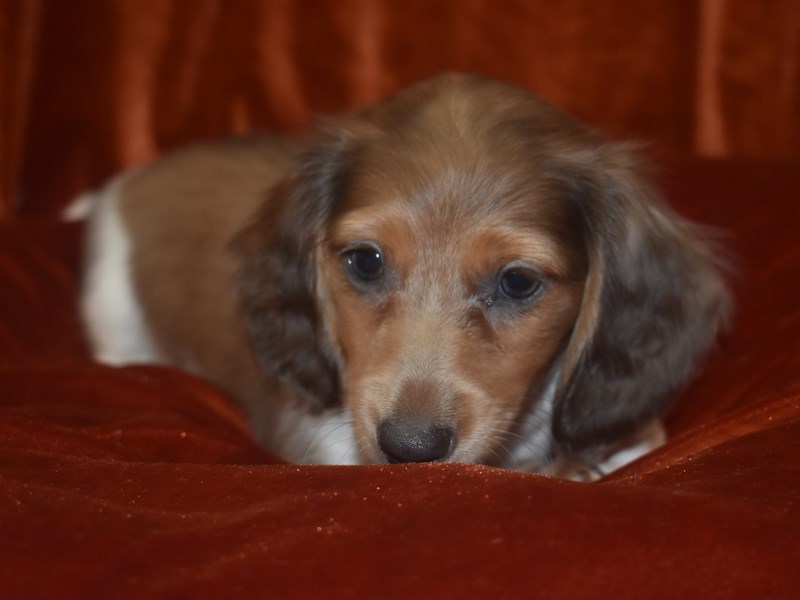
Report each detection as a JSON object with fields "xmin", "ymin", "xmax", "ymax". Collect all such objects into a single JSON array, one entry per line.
[
  {"xmin": 498, "ymin": 267, "xmax": 542, "ymax": 300},
  {"xmin": 344, "ymin": 244, "xmax": 384, "ymax": 283}
]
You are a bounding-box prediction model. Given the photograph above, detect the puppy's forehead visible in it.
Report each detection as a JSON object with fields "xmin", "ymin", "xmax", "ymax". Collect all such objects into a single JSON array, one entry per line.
[
  {"xmin": 340, "ymin": 134, "xmax": 580, "ymax": 226},
  {"xmin": 337, "ymin": 95, "xmax": 586, "ymax": 229},
  {"xmin": 339, "ymin": 133, "xmax": 571, "ymax": 220}
]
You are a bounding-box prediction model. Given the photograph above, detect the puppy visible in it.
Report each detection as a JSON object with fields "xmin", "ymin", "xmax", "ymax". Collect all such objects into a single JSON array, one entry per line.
[{"xmin": 78, "ymin": 73, "xmax": 730, "ymax": 479}]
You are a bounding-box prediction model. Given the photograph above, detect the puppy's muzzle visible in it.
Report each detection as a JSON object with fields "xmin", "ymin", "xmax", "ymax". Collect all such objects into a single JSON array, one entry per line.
[{"xmin": 378, "ymin": 418, "xmax": 455, "ymax": 463}]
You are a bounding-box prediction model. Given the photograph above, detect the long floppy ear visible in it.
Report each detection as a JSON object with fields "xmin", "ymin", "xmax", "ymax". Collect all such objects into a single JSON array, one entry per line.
[
  {"xmin": 230, "ymin": 133, "xmax": 354, "ymax": 410},
  {"xmin": 553, "ymin": 144, "xmax": 732, "ymax": 457}
]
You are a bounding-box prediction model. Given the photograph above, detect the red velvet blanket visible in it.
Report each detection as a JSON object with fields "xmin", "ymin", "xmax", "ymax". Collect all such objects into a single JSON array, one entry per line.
[{"xmin": 2, "ymin": 159, "xmax": 798, "ymax": 598}]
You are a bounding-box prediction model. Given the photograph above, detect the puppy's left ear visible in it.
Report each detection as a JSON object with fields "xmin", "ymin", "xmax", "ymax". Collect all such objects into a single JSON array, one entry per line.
[
  {"xmin": 231, "ymin": 132, "xmax": 354, "ymax": 410},
  {"xmin": 553, "ymin": 144, "xmax": 732, "ymax": 457}
]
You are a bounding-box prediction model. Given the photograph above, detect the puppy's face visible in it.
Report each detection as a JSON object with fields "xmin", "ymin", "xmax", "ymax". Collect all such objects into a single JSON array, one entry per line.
[{"xmin": 317, "ymin": 136, "xmax": 586, "ymax": 464}]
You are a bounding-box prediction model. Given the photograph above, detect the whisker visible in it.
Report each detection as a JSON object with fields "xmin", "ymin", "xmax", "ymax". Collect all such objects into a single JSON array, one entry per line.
[
  {"xmin": 486, "ymin": 428, "xmax": 519, "ymax": 462},
  {"xmin": 486, "ymin": 447, "xmax": 506, "ymax": 467}
]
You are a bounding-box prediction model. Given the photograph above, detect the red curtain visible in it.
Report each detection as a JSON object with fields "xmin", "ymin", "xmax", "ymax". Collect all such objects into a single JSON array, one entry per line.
[{"xmin": 2, "ymin": 0, "xmax": 799, "ymax": 218}]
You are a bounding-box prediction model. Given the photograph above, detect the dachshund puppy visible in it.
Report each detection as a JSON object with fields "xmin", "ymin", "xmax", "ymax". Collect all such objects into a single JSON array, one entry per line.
[{"xmin": 79, "ymin": 73, "xmax": 730, "ymax": 479}]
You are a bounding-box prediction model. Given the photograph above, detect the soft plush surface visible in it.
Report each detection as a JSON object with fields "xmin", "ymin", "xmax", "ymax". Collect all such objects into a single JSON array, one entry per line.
[
  {"xmin": 1, "ymin": 160, "xmax": 798, "ymax": 598},
  {"xmin": 2, "ymin": 1, "xmax": 800, "ymax": 597}
]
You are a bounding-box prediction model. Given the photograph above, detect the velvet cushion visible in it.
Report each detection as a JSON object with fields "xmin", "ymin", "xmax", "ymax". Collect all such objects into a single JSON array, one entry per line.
[{"xmin": 1, "ymin": 159, "xmax": 798, "ymax": 597}]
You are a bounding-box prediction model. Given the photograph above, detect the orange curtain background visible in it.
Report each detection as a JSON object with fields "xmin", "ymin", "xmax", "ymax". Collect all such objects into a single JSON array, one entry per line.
[{"xmin": 2, "ymin": 0, "xmax": 799, "ymax": 218}]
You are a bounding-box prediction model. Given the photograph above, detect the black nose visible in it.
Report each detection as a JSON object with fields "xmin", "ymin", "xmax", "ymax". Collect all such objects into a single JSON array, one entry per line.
[{"xmin": 378, "ymin": 419, "xmax": 454, "ymax": 463}]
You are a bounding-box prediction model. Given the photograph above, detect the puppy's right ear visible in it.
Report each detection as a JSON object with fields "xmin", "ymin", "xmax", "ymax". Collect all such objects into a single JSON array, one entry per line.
[{"xmin": 231, "ymin": 133, "xmax": 354, "ymax": 410}]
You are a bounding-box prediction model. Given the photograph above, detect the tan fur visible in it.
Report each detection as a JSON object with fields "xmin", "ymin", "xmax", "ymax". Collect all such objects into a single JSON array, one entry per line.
[{"xmin": 118, "ymin": 136, "xmax": 296, "ymax": 440}]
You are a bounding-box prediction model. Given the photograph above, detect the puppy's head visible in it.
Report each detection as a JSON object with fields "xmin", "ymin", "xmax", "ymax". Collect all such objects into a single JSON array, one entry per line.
[{"xmin": 235, "ymin": 74, "xmax": 730, "ymax": 467}]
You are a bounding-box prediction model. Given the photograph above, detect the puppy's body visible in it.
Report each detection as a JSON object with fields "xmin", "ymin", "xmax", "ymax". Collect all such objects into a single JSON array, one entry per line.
[{"xmin": 81, "ymin": 74, "xmax": 730, "ymax": 478}]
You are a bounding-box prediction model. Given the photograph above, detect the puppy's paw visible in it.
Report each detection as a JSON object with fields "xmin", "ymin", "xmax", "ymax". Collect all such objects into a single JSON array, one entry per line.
[{"xmin": 552, "ymin": 421, "xmax": 666, "ymax": 481}]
